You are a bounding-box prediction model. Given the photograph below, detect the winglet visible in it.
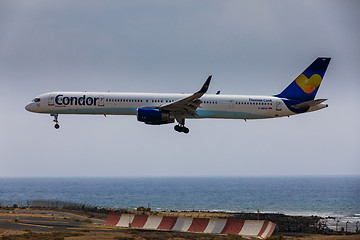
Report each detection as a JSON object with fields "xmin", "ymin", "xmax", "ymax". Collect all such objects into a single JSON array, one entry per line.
[{"xmin": 198, "ymin": 75, "xmax": 212, "ymax": 93}]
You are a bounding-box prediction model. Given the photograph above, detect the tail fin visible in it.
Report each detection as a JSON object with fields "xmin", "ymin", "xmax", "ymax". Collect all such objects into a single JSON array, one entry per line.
[{"xmin": 275, "ymin": 57, "xmax": 331, "ymax": 100}]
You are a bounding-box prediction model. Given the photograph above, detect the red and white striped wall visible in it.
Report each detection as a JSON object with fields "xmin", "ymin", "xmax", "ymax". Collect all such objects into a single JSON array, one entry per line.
[{"xmin": 105, "ymin": 213, "xmax": 276, "ymax": 239}]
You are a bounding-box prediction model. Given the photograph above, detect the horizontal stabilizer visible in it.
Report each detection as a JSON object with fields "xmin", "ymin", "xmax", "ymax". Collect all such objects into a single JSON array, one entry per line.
[{"xmin": 291, "ymin": 99, "xmax": 327, "ymax": 109}]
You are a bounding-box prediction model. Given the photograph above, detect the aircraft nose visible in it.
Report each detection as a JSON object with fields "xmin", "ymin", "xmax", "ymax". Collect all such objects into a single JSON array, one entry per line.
[{"xmin": 25, "ymin": 103, "xmax": 34, "ymax": 112}]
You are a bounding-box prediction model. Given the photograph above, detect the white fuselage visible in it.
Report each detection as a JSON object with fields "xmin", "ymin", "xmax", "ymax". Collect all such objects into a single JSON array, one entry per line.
[{"xmin": 25, "ymin": 92, "xmax": 327, "ymax": 120}]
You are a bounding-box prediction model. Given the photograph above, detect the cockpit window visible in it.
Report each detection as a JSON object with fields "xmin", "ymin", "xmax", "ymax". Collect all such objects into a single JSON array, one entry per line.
[{"xmin": 33, "ymin": 98, "xmax": 41, "ymax": 102}]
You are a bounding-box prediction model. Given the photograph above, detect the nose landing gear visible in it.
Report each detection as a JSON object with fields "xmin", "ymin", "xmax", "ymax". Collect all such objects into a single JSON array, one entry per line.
[{"xmin": 51, "ymin": 113, "xmax": 60, "ymax": 129}]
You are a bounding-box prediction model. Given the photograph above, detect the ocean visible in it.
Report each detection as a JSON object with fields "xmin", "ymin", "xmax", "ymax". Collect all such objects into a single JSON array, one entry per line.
[{"xmin": 0, "ymin": 177, "xmax": 359, "ymax": 231}]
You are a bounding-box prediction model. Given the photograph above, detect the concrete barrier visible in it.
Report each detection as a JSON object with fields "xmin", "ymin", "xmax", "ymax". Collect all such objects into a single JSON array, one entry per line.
[{"xmin": 105, "ymin": 213, "xmax": 276, "ymax": 239}]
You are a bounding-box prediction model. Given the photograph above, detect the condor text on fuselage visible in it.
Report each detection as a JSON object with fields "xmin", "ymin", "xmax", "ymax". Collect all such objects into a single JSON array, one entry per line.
[{"xmin": 55, "ymin": 95, "xmax": 100, "ymax": 106}]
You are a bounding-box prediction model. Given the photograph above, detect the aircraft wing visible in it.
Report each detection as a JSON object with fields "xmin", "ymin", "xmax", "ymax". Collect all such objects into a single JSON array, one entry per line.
[
  {"xmin": 291, "ymin": 99, "xmax": 327, "ymax": 109},
  {"xmin": 160, "ymin": 76, "xmax": 212, "ymax": 116}
]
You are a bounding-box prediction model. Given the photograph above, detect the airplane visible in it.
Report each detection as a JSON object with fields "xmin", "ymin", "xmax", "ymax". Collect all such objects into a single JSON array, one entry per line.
[{"xmin": 25, "ymin": 57, "xmax": 330, "ymax": 134}]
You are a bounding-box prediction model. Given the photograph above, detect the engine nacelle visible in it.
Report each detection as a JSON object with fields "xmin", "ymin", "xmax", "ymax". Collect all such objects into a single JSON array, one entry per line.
[{"xmin": 137, "ymin": 108, "xmax": 174, "ymax": 125}]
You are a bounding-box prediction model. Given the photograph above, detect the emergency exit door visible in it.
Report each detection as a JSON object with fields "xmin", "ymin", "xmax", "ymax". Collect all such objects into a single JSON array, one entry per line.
[{"xmin": 98, "ymin": 95, "xmax": 104, "ymax": 106}]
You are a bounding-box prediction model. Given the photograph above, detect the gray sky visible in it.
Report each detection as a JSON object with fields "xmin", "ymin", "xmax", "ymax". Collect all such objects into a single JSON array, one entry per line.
[{"xmin": 0, "ymin": 0, "xmax": 359, "ymax": 177}]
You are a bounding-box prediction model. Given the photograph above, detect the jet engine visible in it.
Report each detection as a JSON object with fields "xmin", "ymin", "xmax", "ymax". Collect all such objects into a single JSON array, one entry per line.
[{"xmin": 137, "ymin": 108, "xmax": 174, "ymax": 125}]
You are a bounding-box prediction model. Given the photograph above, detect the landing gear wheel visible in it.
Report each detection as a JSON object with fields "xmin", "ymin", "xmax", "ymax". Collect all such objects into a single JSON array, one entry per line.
[
  {"xmin": 174, "ymin": 125, "xmax": 189, "ymax": 134},
  {"xmin": 174, "ymin": 117, "xmax": 189, "ymax": 134},
  {"xmin": 51, "ymin": 113, "xmax": 60, "ymax": 130},
  {"xmin": 183, "ymin": 127, "xmax": 189, "ymax": 134}
]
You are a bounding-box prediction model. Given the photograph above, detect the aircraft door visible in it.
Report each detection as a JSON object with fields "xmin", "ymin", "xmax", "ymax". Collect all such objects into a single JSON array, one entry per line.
[
  {"xmin": 48, "ymin": 94, "xmax": 55, "ymax": 106},
  {"xmin": 276, "ymin": 100, "xmax": 282, "ymax": 111},
  {"xmin": 229, "ymin": 100, "xmax": 234, "ymax": 109},
  {"xmin": 98, "ymin": 95, "xmax": 104, "ymax": 106}
]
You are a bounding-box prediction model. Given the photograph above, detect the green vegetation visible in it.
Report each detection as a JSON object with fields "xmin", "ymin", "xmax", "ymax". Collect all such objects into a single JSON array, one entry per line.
[
  {"xmin": 266, "ymin": 235, "xmax": 287, "ymax": 240},
  {"xmin": 70, "ymin": 218, "xmax": 93, "ymax": 224},
  {"xmin": 114, "ymin": 237, "xmax": 135, "ymax": 240},
  {"xmin": 82, "ymin": 218, "xmax": 94, "ymax": 224},
  {"xmin": 0, "ymin": 231, "xmax": 83, "ymax": 240}
]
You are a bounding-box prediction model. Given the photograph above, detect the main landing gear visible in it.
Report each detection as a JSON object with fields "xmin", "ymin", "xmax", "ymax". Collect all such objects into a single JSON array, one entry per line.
[
  {"xmin": 51, "ymin": 113, "xmax": 60, "ymax": 129},
  {"xmin": 174, "ymin": 117, "xmax": 189, "ymax": 134},
  {"xmin": 174, "ymin": 125, "xmax": 189, "ymax": 134}
]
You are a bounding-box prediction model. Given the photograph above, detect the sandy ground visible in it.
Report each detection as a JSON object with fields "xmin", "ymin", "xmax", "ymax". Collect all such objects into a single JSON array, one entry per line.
[
  {"xmin": 293, "ymin": 235, "xmax": 360, "ymax": 240},
  {"xmin": 63, "ymin": 233, "xmax": 360, "ymax": 240},
  {"xmin": 65, "ymin": 232, "xmax": 134, "ymax": 240}
]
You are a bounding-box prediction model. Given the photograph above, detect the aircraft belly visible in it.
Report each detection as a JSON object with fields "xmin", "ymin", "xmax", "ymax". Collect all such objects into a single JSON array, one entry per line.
[{"xmin": 195, "ymin": 110, "xmax": 269, "ymax": 119}]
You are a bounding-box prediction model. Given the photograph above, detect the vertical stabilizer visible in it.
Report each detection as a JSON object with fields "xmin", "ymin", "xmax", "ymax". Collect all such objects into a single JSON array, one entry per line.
[{"xmin": 275, "ymin": 57, "xmax": 331, "ymax": 100}]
